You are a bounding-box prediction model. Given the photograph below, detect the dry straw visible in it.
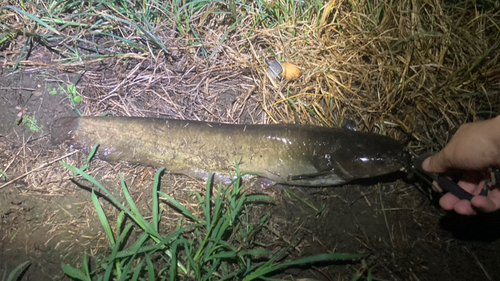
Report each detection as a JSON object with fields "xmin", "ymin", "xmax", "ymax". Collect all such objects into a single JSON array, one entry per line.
[
  {"xmin": 73, "ymin": 0, "xmax": 499, "ymax": 153},
  {"xmin": 1, "ymin": 0, "xmax": 499, "ymax": 151}
]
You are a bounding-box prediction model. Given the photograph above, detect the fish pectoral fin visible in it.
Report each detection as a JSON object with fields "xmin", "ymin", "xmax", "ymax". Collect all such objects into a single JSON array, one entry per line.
[
  {"xmin": 250, "ymin": 177, "xmax": 276, "ymax": 189},
  {"xmin": 290, "ymin": 171, "xmax": 334, "ymax": 181}
]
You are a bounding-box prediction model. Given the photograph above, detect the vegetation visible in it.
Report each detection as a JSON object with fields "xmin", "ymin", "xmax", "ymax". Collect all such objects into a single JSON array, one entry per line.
[
  {"xmin": 59, "ymin": 158, "xmax": 364, "ymax": 280},
  {"xmin": 21, "ymin": 115, "xmax": 43, "ymax": 132},
  {"xmin": 1, "ymin": 261, "xmax": 29, "ymax": 281}
]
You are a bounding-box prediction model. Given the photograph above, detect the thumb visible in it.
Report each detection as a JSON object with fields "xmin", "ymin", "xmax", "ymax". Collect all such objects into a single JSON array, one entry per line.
[{"xmin": 422, "ymin": 153, "xmax": 448, "ymax": 173}]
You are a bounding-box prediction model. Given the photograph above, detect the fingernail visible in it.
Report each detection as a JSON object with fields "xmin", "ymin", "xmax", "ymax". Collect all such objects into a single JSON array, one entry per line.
[{"xmin": 422, "ymin": 157, "xmax": 431, "ymax": 172}]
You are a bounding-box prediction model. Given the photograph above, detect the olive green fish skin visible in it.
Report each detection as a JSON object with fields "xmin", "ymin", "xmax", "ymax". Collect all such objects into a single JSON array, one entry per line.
[{"xmin": 51, "ymin": 116, "xmax": 409, "ymax": 187}]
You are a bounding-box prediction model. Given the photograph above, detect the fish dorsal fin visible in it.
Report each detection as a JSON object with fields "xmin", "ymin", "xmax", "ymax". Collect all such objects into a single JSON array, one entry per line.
[{"xmin": 341, "ymin": 119, "xmax": 357, "ymax": 131}]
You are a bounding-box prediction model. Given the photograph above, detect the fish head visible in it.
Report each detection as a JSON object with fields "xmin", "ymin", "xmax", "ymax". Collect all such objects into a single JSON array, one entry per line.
[
  {"xmin": 335, "ymin": 133, "xmax": 411, "ymax": 179},
  {"xmin": 287, "ymin": 130, "xmax": 412, "ymax": 186}
]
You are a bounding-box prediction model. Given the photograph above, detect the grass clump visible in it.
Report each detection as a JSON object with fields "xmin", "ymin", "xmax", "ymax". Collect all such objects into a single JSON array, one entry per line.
[
  {"xmin": 0, "ymin": 169, "xmax": 7, "ymax": 181},
  {"xmin": 59, "ymin": 160, "xmax": 365, "ymax": 280},
  {"xmin": 21, "ymin": 115, "xmax": 43, "ymax": 132}
]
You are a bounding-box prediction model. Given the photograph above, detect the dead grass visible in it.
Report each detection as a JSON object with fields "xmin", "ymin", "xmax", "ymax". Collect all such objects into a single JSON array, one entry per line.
[
  {"xmin": 246, "ymin": 0, "xmax": 500, "ymax": 150},
  {"xmin": 2, "ymin": 0, "xmax": 498, "ymax": 151}
]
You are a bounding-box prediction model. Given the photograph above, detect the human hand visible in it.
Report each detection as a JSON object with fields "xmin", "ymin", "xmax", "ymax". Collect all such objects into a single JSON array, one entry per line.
[{"xmin": 422, "ymin": 116, "xmax": 500, "ymax": 215}]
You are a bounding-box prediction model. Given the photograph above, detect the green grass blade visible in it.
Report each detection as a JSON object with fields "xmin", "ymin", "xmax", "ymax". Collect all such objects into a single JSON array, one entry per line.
[
  {"xmin": 1, "ymin": 6, "xmax": 61, "ymax": 35},
  {"xmin": 169, "ymin": 239, "xmax": 182, "ymax": 280},
  {"xmin": 96, "ymin": 32, "xmax": 146, "ymax": 51},
  {"xmin": 205, "ymin": 172, "xmax": 212, "ymax": 232},
  {"xmin": 240, "ymin": 249, "xmax": 272, "ymax": 256},
  {"xmin": 145, "ymin": 255, "xmax": 155, "ymax": 281},
  {"xmin": 0, "ymin": 31, "xmax": 16, "ymax": 45},
  {"xmin": 61, "ymin": 264, "xmax": 88, "ymax": 281},
  {"xmin": 152, "ymin": 167, "xmax": 165, "ymax": 232},
  {"xmin": 117, "ymin": 243, "xmax": 145, "ymax": 281},
  {"xmin": 245, "ymin": 195, "xmax": 274, "ymax": 202},
  {"xmin": 86, "ymin": 143, "xmax": 99, "ymax": 166},
  {"xmin": 91, "ymin": 190, "xmax": 115, "ymax": 245},
  {"xmin": 188, "ymin": 24, "xmax": 207, "ymax": 57},
  {"xmin": 116, "ymin": 211, "xmax": 125, "ymax": 237},
  {"xmin": 118, "ymin": 173, "xmax": 159, "ymax": 236},
  {"xmin": 60, "ymin": 162, "xmax": 159, "ymax": 237},
  {"xmin": 219, "ymin": 268, "xmax": 245, "ymax": 281},
  {"xmin": 199, "ymin": 218, "xmax": 228, "ymax": 261},
  {"xmin": 244, "ymin": 253, "xmax": 367, "ymax": 281},
  {"xmin": 284, "ymin": 189, "xmax": 322, "ymax": 213},
  {"xmin": 95, "ymin": 11, "xmax": 168, "ymax": 54},
  {"xmin": 391, "ymin": 32, "xmax": 442, "ymax": 49},
  {"xmin": 207, "ymin": 251, "xmax": 236, "ymax": 260},
  {"xmin": 130, "ymin": 260, "xmax": 144, "ymax": 281},
  {"xmin": 81, "ymin": 252, "xmax": 90, "ymax": 279},
  {"xmin": 13, "ymin": 35, "xmax": 30, "ymax": 70},
  {"xmin": 6, "ymin": 261, "xmax": 30, "ymax": 281},
  {"xmin": 234, "ymin": 193, "xmax": 246, "ymax": 213},
  {"xmin": 194, "ymin": 192, "xmax": 204, "ymax": 206},
  {"xmin": 204, "ymin": 260, "xmax": 220, "ymax": 281},
  {"xmin": 209, "ymin": 18, "xmax": 242, "ymax": 60},
  {"xmin": 211, "ymin": 183, "xmax": 224, "ymax": 228},
  {"xmin": 182, "ymin": 238, "xmax": 199, "ymax": 276},
  {"xmin": 119, "ymin": 172, "xmax": 142, "ymax": 216},
  {"xmin": 103, "ymin": 223, "xmax": 133, "ymax": 280},
  {"xmin": 115, "ymin": 229, "xmax": 149, "ymax": 259},
  {"xmin": 114, "ymin": 223, "xmax": 202, "ymax": 259},
  {"xmin": 158, "ymin": 191, "xmax": 203, "ymax": 223}
]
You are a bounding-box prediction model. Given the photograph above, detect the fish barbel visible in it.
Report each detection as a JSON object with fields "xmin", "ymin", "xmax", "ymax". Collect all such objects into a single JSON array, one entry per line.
[{"xmin": 51, "ymin": 116, "xmax": 410, "ymax": 186}]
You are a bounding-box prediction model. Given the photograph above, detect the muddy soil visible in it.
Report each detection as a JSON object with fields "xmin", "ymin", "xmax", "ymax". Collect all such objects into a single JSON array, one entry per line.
[{"xmin": 1, "ymin": 67, "xmax": 500, "ymax": 281}]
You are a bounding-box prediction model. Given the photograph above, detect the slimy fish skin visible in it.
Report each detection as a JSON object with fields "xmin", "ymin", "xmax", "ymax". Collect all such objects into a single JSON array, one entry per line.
[{"xmin": 51, "ymin": 116, "xmax": 410, "ymax": 187}]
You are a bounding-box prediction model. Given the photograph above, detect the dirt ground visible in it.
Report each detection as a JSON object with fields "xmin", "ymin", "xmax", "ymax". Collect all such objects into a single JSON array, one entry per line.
[
  {"xmin": 1, "ymin": 64, "xmax": 500, "ymax": 281},
  {"xmin": 1, "ymin": 0, "xmax": 500, "ymax": 278}
]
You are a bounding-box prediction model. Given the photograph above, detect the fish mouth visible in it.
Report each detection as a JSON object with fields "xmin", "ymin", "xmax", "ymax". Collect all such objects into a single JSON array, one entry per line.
[
  {"xmin": 402, "ymin": 147, "xmax": 419, "ymax": 173},
  {"xmin": 385, "ymin": 148, "xmax": 412, "ymax": 174}
]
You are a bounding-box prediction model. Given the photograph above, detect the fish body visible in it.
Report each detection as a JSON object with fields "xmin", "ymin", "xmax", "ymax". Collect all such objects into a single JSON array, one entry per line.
[{"xmin": 51, "ymin": 116, "xmax": 409, "ymax": 186}]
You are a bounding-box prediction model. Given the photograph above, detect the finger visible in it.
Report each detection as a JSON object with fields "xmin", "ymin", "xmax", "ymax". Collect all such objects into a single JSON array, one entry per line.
[
  {"xmin": 431, "ymin": 180, "xmax": 443, "ymax": 192},
  {"xmin": 422, "ymin": 153, "xmax": 449, "ymax": 174},
  {"xmin": 471, "ymin": 196, "xmax": 498, "ymax": 213},
  {"xmin": 454, "ymin": 200, "xmax": 477, "ymax": 215},
  {"xmin": 456, "ymin": 179, "xmax": 483, "ymax": 194},
  {"xmin": 439, "ymin": 193, "xmax": 460, "ymax": 210},
  {"xmin": 488, "ymin": 187, "xmax": 500, "ymax": 201}
]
